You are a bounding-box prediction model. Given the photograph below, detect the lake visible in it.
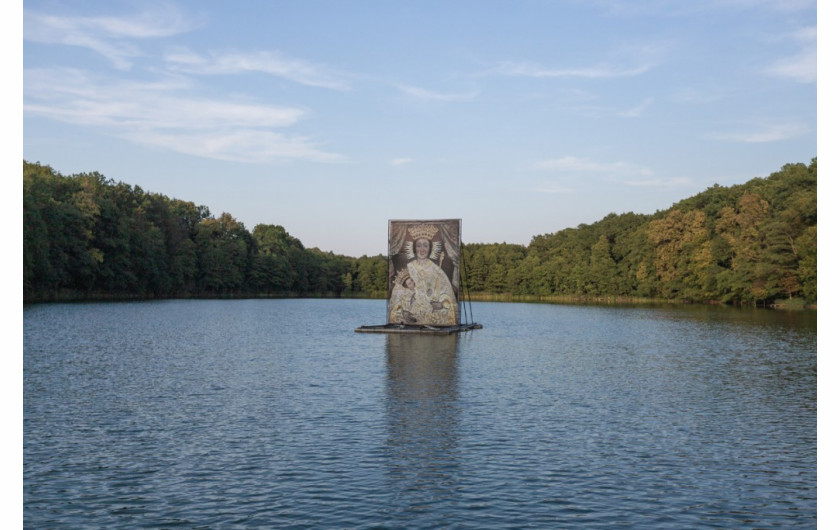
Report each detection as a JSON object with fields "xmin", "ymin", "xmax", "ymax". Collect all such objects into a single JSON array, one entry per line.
[{"xmin": 23, "ymin": 299, "xmax": 816, "ymax": 528}]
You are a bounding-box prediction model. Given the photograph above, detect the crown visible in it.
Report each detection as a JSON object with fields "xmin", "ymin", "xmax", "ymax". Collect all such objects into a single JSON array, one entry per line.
[
  {"xmin": 393, "ymin": 268, "xmax": 411, "ymax": 286},
  {"xmin": 407, "ymin": 224, "xmax": 439, "ymax": 240}
]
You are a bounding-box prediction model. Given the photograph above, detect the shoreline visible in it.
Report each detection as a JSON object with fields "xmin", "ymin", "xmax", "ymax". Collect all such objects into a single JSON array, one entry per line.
[{"xmin": 23, "ymin": 290, "xmax": 815, "ymax": 310}]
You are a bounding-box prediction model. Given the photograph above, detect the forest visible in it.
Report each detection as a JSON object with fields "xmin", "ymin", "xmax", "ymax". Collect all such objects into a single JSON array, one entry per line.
[{"xmin": 23, "ymin": 159, "xmax": 816, "ymax": 306}]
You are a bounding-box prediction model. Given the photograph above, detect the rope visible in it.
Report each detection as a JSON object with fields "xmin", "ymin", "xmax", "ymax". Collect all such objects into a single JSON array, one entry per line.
[{"xmin": 460, "ymin": 243, "xmax": 475, "ymax": 325}]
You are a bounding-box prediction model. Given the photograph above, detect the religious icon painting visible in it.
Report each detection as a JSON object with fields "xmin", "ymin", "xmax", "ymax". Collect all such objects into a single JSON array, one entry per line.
[{"xmin": 387, "ymin": 219, "xmax": 461, "ymax": 326}]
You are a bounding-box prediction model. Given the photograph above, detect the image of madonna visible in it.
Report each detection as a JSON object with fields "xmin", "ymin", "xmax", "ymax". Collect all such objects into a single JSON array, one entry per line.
[{"xmin": 387, "ymin": 221, "xmax": 460, "ymax": 326}]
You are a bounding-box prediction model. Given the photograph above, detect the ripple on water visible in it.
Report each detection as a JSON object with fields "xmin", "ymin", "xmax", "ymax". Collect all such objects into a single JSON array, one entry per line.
[{"xmin": 24, "ymin": 300, "xmax": 816, "ymax": 528}]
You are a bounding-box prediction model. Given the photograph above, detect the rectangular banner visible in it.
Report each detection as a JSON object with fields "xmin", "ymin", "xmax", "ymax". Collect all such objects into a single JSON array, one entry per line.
[{"xmin": 387, "ymin": 219, "xmax": 461, "ymax": 326}]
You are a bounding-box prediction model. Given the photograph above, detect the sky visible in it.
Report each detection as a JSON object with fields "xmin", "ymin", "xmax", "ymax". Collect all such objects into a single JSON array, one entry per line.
[{"xmin": 21, "ymin": 0, "xmax": 817, "ymax": 257}]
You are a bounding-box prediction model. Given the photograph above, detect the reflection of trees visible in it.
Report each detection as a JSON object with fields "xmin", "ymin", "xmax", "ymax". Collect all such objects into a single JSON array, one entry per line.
[{"xmin": 384, "ymin": 334, "xmax": 460, "ymax": 515}]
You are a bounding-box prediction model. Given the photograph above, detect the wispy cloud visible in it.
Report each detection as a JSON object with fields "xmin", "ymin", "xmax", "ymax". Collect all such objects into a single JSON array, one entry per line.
[
  {"xmin": 530, "ymin": 156, "xmax": 687, "ymax": 190},
  {"xmin": 619, "ymin": 98, "xmax": 654, "ymax": 117},
  {"xmin": 124, "ymin": 129, "xmax": 343, "ymax": 164},
  {"xmin": 532, "ymin": 156, "xmax": 653, "ymax": 177},
  {"xmin": 624, "ymin": 177, "xmax": 692, "ymax": 188},
  {"xmin": 763, "ymin": 25, "xmax": 816, "ymax": 83},
  {"xmin": 764, "ymin": 50, "xmax": 815, "ymax": 83},
  {"xmin": 715, "ymin": 0, "xmax": 814, "ymax": 13},
  {"xmin": 485, "ymin": 42, "xmax": 664, "ymax": 84},
  {"xmin": 670, "ymin": 87, "xmax": 728, "ymax": 105},
  {"xmin": 396, "ymin": 84, "xmax": 479, "ymax": 102},
  {"xmin": 165, "ymin": 49, "xmax": 352, "ymax": 90},
  {"xmin": 390, "ymin": 158, "xmax": 413, "ymax": 166},
  {"xmin": 585, "ymin": 0, "xmax": 813, "ymax": 17},
  {"xmin": 488, "ymin": 61, "xmax": 653, "ymax": 79},
  {"xmin": 531, "ymin": 184, "xmax": 575, "ymax": 194},
  {"xmin": 708, "ymin": 123, "xmax": 810, "ymax": 143},
  {"xmin": 23, "ymin": 5, "xmax": 198, "ymax": 70},
  {"xmin": 24, "ymin": 68, "xmax": 344, "ymax": 163}
]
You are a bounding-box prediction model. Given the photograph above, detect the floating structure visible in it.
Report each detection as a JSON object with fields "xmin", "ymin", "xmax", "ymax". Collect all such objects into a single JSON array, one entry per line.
[
  {"xmin": 355, "ymin": 219, "xmax": 481, "ymax": 334},
  {"xmin": 355, "ymin": 322, "xmax": 483, "ymax": 335}
]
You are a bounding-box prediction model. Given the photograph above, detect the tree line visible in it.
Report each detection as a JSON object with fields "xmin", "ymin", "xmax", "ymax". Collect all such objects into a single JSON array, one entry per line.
[
  {"xmin": 23, "ymin": 161, "xmax": 386, "ymax": 301},
  {"xmin": 462, "ymin": 159, "xmax": 816, "ymax": 306},
  {"xmin": 23, "ymin": 159, "xmax": 816, "ymax": 306}
]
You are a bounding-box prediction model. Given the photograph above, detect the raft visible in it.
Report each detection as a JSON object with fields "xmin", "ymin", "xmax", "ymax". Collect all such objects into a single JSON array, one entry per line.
[{"xmin": 354, "ymin": 322, "xmax": 483, "ymax": 335}]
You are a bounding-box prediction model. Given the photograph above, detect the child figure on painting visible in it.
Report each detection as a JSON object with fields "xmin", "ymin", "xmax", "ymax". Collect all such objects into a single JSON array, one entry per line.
[{"xmin": 388, "ymin": 268, "xmax": 418, "ymax": 324}]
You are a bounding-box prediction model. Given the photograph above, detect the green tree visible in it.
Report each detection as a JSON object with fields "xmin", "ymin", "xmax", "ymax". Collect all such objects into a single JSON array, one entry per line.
[
  {"xmin": 23, "ymin": 158, "xmax": 816, "ymax": 305},
  {"xmin": 195, "ymin": 213, "xmax": 254, "ymax": 293},
  {"xmin": 251, "ymin": 224, "xmax": 302, "ymax": 293},
  {"xmin": 587, "ymin": 234, "xmax": 619, "ymax": 295},
  {"xmin": 647, "ymin": 210, "xmax": 709, "ymax": 299}
]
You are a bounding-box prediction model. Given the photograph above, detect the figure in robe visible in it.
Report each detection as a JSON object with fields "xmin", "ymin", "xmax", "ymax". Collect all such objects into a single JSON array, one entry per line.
[{"xmin": 401, "ymin": 225, "xmax": 457, "ymax": 326}]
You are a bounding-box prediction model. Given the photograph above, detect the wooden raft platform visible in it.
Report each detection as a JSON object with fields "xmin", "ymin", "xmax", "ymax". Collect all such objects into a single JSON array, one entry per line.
[{"xmin": 355, "ymin": 323, "xmax": 483, "ymax": 335}]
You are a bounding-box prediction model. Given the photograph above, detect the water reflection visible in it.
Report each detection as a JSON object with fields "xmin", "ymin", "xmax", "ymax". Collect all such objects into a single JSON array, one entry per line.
[{"xmin": 383, "ymin": 334, "xmax": 460, "ymax": 517}]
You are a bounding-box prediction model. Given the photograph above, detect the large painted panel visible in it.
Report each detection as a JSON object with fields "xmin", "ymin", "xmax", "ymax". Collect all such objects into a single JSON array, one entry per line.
[{"xmin": 387, "ymin": 219, "xmax": 461, "ymax": 326}]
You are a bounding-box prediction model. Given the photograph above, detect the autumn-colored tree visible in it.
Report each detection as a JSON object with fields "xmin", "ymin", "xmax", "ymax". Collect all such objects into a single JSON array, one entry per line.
[{"xmin": 23, "ymin": 159, "xmax": 816, "ymax": 305}]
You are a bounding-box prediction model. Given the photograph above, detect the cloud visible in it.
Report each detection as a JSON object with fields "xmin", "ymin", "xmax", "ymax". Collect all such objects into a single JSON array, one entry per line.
[
  {"xmin": 623, "ymin": 177, "xmax": 693, "ymax": 187},
  {"xmin": 164, "ymin": 49, "xmax": 352, "ymax": 90},
  {"xmin": 618, "ymin": 98, "xmax": 654, "ymax": 117},
  {"xmin": 396, "ymin": 84, "xmax": 479, "ymax": 101},
  {"xmin": 23, "ymin": 5, "xmax": 198, "ymax": 70},
  {"xmin": 708, "ymin": 123, "xmax": 810, "ymax": 143},
  {"xmin": 488, "ymin": 60, "xmax": 653, "ymax": 79},
  {"xmin": 24, "ymin": 5, "xmax": 352, "ymax": 88},
  {"xmin": 763, "ymin": 26, "xmax": 816, "ymax": 83},
  {"xmin": 531, "ymin": 184, "xmax": 574, "ymax": 194},
  {"xmin": 124, "ymin": 129, "xmax": 344, "ymax": 164},
  {"xmin": 532, "ymin": 156, "xmax": 653, "ymax": 177},
  {"xmin": 531, "ymin": 156, "xmax": 689, "ymax": 190},
  {"xmin": 390, "ymin": 158, "xmax": 413, "ymax": 166},
  {"xmin": 584, "ymin": 0, "xmax": 813, "ymax": 17},
  {"xmin": 764, "ymin": 50, "xmax": 816, "ymax": 83},
  {"xmin": 670, "ymin": 87, "xmax": 728, "ymax": 105},
  {"xmin": 24, "ymin": 68, "xmax": 344, "ymax": 163},
  {"xmin": 24, "ymin": 68, "xmax": 303, "ymax": 128},
  {"xmin": 485, "ymin": 42, "xmax": 664, "ymax": 83},
  {"xmin": 716, "ymin": 0, "xmax": 814, "ymax": 12}
]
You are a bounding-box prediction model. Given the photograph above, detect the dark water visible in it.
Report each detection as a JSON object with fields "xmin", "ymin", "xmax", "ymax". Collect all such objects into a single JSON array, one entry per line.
[{"xmin": 23, "ymin": 299, "xmax": 816, "ymax": 528}]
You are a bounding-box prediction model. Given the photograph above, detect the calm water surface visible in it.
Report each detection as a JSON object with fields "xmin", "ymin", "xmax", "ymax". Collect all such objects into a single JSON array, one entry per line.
[{"xmin": 24, "ymin": 299, "xmax": 816, "ymax": 528}]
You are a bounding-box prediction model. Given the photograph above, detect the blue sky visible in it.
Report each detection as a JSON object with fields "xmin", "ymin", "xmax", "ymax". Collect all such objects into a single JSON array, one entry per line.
[{"xmin": 22, "ymin": 0, "xmax": 816, "ymax": 257}]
